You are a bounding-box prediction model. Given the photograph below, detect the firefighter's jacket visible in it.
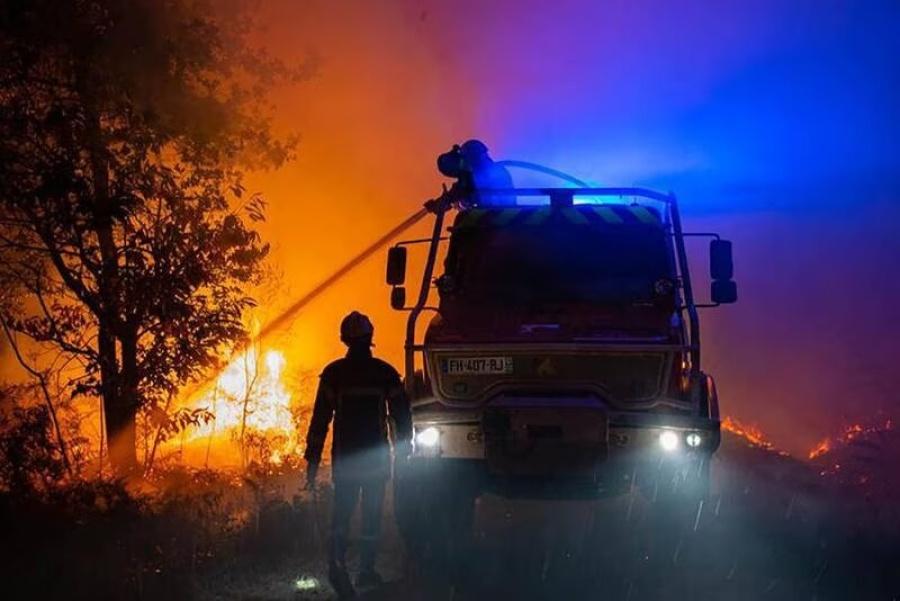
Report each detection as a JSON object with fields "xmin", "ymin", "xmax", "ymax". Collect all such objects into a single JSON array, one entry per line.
[{"xmin": 304, "ymin": 347, "xmax": 412, "ymax": 479}]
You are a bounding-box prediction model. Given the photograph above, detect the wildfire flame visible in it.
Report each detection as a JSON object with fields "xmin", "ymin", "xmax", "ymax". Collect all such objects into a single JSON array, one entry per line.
[
  {"xmin": 206, "ymin": 348, "xmax": 292, "ymax": 432},
  {"xmin": 808, "ymin": 419, "xmax": 894, "ymax": 460},
  {"xmin": 720, "ymin": 416, "xmax": 898, "ymax": 466},
  {"xmin": 176, "ymin": 346, "xmax": 300, "ymax": 466},
  {"xmin": 721, "ymin": 416, "xmax": 776, "ymax": 451}
]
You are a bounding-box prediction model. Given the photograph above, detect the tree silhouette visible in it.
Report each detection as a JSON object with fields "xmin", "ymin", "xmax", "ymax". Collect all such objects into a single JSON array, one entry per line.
[{"xmin": 0, "ymin": 0, "xmax": 299, "ymax": 474}]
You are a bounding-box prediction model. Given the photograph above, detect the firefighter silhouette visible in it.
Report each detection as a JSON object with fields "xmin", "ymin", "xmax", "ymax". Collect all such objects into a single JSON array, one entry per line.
[
  {"xmin": 304, "ymin": 311, "xmax": 412, "ymax": 595},
  {"xmin": 438, "ymin": 139, "xmax": 515, "ymax": 206}
]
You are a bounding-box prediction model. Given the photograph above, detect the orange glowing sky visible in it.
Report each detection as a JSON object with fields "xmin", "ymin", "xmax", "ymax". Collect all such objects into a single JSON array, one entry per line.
[{"xmin": 242, "ymin": 2, "xmax": 480, "ymax": 377}]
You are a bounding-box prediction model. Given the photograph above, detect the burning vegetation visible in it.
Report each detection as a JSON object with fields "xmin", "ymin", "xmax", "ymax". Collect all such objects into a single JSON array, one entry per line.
[
  {"xmin": 173, "ymin": 346, "xmax": 309, "ymax": 470},
  {"xmin": 807, "ymin": 419, "xmax": 895, "ymax": 460},
  {"xmin": 807, "ymin": 418, "xmax": 898, "ymax": 498},
  {"xmin": 721, "ymin": 415, "xmax": 777, "ymax": 452}
]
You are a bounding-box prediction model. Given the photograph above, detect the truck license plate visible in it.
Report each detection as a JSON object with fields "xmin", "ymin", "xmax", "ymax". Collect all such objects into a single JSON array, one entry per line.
[{"xmin": 443, "ymin": 356, "xmax": 513, "ymax": 375}]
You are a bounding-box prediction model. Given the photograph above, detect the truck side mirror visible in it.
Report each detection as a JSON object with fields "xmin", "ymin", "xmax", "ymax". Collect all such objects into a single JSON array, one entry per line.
[
  {"xmin": 711, "ymin": 279, "xmax": 738, "ymax": 304},
  {"xmin": 390, "ymin": 286, "xmax": 406, "ymax": 310},
  {"xmin": 710, "ymin": 240, "xmax": 733, "ymax": 281},
  {"xmin": 386, "ymin": 246, "xmax": 407, "ymax": 286}
]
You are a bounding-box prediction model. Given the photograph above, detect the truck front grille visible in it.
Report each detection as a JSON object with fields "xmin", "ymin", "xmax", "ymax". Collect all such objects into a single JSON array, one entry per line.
[{"xmin": 429, "ymin": 350, "xmax": 669, "ymax": 405}]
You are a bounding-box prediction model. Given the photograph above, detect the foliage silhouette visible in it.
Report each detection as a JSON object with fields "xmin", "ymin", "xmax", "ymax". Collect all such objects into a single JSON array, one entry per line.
[{"xmin": 0, "ymin": 0, "xmax": 301, "ymax": 473}]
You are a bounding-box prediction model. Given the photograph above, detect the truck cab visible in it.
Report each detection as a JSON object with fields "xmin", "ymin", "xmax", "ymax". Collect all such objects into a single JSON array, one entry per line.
[{"xmin": 387, "ymin": 186, "xmax": 737, "ymax": 545}]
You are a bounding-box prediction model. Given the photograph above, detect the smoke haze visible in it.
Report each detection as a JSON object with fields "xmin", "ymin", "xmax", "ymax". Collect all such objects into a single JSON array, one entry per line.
[{"xmin": 242, "ymin": 0, "xmax": 900, "ymax": 455}]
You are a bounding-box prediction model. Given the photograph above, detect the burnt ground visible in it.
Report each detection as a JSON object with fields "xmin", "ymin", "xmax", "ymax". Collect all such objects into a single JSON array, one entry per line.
[{"xmin": 3, "ymin": 432, "xmax": 898, "ymax": 601}]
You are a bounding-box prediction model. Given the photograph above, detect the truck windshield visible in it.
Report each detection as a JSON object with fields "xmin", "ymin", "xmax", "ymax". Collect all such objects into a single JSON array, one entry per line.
[{"xmin": 445, "ymin": 226, "xmax": 673, "ymax": 305}]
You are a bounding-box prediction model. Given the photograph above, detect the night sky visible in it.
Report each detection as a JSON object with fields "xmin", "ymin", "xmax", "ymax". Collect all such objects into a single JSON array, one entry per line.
[{"xmin": 242, "ymin": 0, "xmax": 899, "ymax": 455}]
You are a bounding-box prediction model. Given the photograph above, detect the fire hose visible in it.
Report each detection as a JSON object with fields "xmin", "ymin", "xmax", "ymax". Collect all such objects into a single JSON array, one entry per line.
[
  {"xmin": 247, "ymin": 162, "xmax": 588, "ymax": 351},
  {"xmin": 186, "ymin": 156, "xmax": 588, "ymax": 398},
  {"xmin": 182, "ymin": 206, "xmax": 431, "ymax": 400},
  {"xmin": 255, "ymin": 207, "xmax": 430, "ymax": 344}
]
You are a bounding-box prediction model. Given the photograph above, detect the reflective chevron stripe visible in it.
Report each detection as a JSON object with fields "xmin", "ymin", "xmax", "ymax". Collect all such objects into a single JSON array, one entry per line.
[
  {"xmin": 454, "ymin": 205, "xmax": 663, "ymax": 228},
  {"xmin": 524, "ymin": 208, "xmax": 551, "ymax": 225},
  {"xmin": 561, "ymin": 207, "xmax": 589, "ymax": 224},
  {"xmin": 629, "ymin": 205, "xmax": 661, "ymax": 225},
  {"xmin": 589, "ymin": 206, "xmax": 624, "ymax": 224}
]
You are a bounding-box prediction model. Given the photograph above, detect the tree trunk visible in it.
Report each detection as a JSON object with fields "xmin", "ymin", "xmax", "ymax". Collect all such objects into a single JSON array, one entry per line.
[
  {"xmin": 105, "ymin": 392, "xmax": 138, "ymax": 475},
  {"xmin": 99, "ymin": 324, "xmax": 137, "ymax": 475},
  {"xmin": 118, "ymin": 328, "xmax": 141, "ymax": 474},
  {"xmin": 79, "ymin": 66, "xmax": 138, "ymax": 476}
]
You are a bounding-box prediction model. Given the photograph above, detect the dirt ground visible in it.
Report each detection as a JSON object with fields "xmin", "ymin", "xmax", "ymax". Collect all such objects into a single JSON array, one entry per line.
[
  {"xmin": 3, "ymin": 434, "xmax": 897, "ymax": 601},
  {"xmin": 195, "ymin": 439, "xmax": 899, "ymax": 601}
]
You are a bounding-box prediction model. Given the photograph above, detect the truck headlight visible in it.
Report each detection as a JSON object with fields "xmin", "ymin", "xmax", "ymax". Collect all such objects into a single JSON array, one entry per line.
[
  {"xmin": 659, "ymin": 429, "xmax": 680, "ymax": 452},
  {"xmin": 685, "ymin": 432, "xmax": 703, "ymax": 448},
  {"xmin": 415, "ymin": 426, "xmax": 440, "ymax": 448}
]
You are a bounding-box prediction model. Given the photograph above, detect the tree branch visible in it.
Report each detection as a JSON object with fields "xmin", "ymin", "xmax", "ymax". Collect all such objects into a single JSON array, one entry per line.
[
  {"xmin": 0, "ymin": 316, "xmax": 73, "ymax": 476},
  {"xmin": 32, "ymin": 218, "xmax": 105, "ymax": 319}
]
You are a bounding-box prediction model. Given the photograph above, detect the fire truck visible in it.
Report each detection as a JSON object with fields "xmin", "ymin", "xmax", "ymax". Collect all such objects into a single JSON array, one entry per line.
[{"xmin": 385, "ymin": 145, "xmax": 738, "ymax": 549}]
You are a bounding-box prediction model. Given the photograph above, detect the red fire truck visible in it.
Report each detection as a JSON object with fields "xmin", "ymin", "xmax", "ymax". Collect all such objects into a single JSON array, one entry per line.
[{"xmin": 386, "ymin": 164, "xmax": 737, "ymax": 550}]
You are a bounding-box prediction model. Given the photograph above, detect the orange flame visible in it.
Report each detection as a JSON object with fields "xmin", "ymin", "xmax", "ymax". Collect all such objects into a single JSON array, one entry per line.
[
  {"xmin": 807, "ymin": 438, "xmax": 831, "ymax": 460},
  {"xmin": 807, "ymin": 420, "xmax": 893, "ymax": 460},
  {"xmin": 175, "ymin": 346, "xmax": 300, "ymax": 466},
  {"xmin": 721, "ymin": 415, "xmax": 775, "ymax": 450},
  {"xmin": 205, "ymin": 348, "xmax": 292, "ymax": 432}
]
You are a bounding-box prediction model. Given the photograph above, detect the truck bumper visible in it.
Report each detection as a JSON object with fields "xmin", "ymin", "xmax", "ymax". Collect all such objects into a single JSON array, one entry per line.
[{"xmin": 409, "ymin": 400, "xmax": 719, "ymax": 498}]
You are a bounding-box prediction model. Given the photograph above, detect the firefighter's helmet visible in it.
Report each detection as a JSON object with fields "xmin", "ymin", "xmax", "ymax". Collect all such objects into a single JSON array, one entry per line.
[
  {"xmin": 460, "ymin": 139, "xmax": 492, "ymax": 173},
  {"xmin": 340, "ymin": 311, "xmax": 374, "ymax": 344},
  {"xmin": 460, "ymin": 139, "xmax": 489, "ymax": 158},
  {"xmin": 438, "ymin": 139, "xmax": 491, "ymax": 180}
]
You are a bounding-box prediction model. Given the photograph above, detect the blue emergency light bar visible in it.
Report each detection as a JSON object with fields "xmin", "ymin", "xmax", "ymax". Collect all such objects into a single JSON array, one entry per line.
[{"xmin": 474, "ymin": 187, "xmax": 673, "ymax": 207}]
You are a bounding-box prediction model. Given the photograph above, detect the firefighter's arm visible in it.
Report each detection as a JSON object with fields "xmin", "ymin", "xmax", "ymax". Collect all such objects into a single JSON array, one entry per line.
[
  {"xmin": 387, "ymin": 374, "xmax": 413, "ymax": 455},
  {"xmin": 304, "ymin": 375, "xmax": 335, "ymax": 485}
]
